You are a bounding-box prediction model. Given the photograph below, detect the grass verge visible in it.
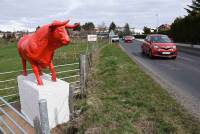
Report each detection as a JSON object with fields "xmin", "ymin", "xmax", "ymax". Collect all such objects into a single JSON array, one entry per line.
[{"xmin": 78, "ymin": 44, "xmax": 200, "ymax": 134}]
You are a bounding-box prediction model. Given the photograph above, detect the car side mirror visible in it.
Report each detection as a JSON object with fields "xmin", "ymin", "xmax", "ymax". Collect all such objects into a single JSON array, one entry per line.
[{"xmin": 146, "ymin": 40, "xmax": 151, "ymax": 44}]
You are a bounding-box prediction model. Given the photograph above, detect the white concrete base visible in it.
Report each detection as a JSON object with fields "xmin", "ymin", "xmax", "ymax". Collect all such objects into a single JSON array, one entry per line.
[{"xmin": 17, "ymin": 73, "xmax": 70, "ymax": 129}]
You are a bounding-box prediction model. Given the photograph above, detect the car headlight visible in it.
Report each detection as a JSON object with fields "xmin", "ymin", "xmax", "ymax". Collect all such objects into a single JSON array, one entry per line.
[
  {"xmin": 153, "ymin": 45, "xmax": 159, "ymax": 49},
  {"xmin": 172, "ymin": 46, "xmax": 176, "ymax": 49}
]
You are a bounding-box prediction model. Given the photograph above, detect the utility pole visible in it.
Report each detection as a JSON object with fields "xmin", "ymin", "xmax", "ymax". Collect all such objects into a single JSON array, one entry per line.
[{"xmin": 156, "ymin": 14, "xmax": 159, "ymax": 32}]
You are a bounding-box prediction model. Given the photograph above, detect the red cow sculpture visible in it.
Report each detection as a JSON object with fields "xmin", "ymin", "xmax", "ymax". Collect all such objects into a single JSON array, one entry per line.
[{"xmin": 18, "ymin": 20, "xmax": 80, "ymax": 85}]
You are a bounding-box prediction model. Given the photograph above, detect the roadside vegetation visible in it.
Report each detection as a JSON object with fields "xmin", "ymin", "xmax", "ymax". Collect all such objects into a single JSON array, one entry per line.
[
  {"xmin": 75, "ymin": 44, "xmax": 200, "ymax": 133},
  {"xmin": 169, "ymin": 14, "xmax": 200, "ymax": 44}
]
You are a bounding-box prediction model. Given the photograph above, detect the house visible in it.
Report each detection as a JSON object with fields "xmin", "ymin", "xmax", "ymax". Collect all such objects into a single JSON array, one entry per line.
[
  {"xmin": 0, "ymin": 32, "xmax": 3, "ymax": 38},
  {"xmin": 3, "ymin": 32, "xmax": 13, "ymax": 39},
  {"xmin": 134, "ymin": 29, "xmax": 143, "ymax": 35},
  {"xmin": 158, "ymin": 24, "xmax": 171, "ymax": 31}
]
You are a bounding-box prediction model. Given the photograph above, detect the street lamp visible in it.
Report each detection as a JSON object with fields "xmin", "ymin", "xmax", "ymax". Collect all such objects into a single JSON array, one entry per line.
[{"xmin": 156, "ymin": 14, "xmax": 159, "ymax": 32}]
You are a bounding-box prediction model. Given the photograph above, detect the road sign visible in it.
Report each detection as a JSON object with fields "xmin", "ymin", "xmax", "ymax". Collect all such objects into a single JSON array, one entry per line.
[{"xmin": 87, "ymin": 35, "xmax": 97, "ymax": 42}]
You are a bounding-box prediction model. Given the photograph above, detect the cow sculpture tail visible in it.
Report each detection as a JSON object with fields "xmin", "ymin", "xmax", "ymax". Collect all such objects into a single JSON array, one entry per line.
[{"xmin": 18, "ymin": 36, "xmax": 29, "ymax": 76}]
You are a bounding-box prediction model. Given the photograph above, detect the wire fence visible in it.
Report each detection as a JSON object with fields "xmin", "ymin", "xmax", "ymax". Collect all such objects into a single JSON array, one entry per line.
[
  {"xmin": 0, "ymin": 37, "xmax": 104, "ymax": 105},
  {"xmin": 0, "ymin": 38, "xmax": 91, "ymax": 105},
  {"xmin": 0, "ymin": 38, "xmax": 108, "ymax": 133}
]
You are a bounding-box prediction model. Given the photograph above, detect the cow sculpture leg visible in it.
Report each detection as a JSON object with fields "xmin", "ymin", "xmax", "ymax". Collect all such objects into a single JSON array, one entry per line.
[
  {"xmin": 49, "ymin": 61, "xmax": 56, "ymax": 81},
  {"xmin": 22, "ymin": 59, "xmax": 27, "ymax": 76},
  {"xmin": 31, "ymin": 64, "xmax": 43, "ymax": 85}
]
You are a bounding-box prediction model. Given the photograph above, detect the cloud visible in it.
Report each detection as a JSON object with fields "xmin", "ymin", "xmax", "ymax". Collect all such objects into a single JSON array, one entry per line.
[
  {"xmin": 0, "ymin": 0, "xmax": 191, "ymax": 31},
  {"xmin": 0, "ymin": 20, "xmax": 35, "ymax": 31}
]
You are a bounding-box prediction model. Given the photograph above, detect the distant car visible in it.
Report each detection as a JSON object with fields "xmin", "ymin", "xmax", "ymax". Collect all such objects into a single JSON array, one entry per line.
[
  {"xmin": 141, "ymin": 34, "xmax": 177, "ymax": 59},
  {"xmin": 124, "ymin": 36, "xmax": 135, "ymax": 43},
  {"xmin": 97, "ymin": 33, "xmax": 109, "ymax": 39},
  {"xmin": 111, "ymin": 35, "xmax": 119, "ymax": 42}
]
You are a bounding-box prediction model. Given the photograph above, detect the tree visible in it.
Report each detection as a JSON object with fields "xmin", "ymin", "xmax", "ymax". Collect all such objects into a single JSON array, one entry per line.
[
  {"xmin": 81, "ymin": 22, "xmax": 95, "ymax": 31},
  {"xmin": 143, "ymin": 26, "xmax": 151, "ymax": 34},
  {"xmin": 109, "ymin": 22, "xmax": 116, "ymax": 32},
  {"xmin": 185, "ymin": 0, "xmax": 200, "ymax": 15},
  {"xmin": 170, "ymin": 15, "xmax": 200, "ymax": 44},
  {"xmin": 123, "ymin": 23, "xmax": 131, "ymax": 36}
]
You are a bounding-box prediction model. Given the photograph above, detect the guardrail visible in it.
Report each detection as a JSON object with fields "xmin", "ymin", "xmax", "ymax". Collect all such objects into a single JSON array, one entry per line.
[
  {"xmin": 176, "ymin": 43, "xmax": 200, "ymax": 49},
  {"xmin": 0, "ymin": 97, "xmax": 54, "ymax": 134},
  {"xmin": 175, "ymin": 43, "xmax": 200, "ymax": 57},
  {"xmin": 0, "ymin": 97, "xmax": 31, "ymax": 134}
]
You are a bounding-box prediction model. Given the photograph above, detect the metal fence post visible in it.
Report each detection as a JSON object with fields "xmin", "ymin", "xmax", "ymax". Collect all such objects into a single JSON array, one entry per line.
[
  {"xmin": 39, "ymin": 99, "xmax": 50, "ymax": 134},
  {"xmin": 33, "ymin": 116, "xmax": 42, "ymax": 134},
  {"xmin": 69, "ymin": 84, "xmax": 74, "ymax": 120},
  {"xmin": 80, "ymin": 54, "xmax": 87, "ymax": 97}
]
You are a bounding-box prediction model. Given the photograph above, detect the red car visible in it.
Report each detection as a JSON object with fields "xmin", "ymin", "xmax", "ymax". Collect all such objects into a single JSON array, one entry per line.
[
  {"xmin": 141, "ymin": 34, "xmax": 177, "ymax": 59},
  {"xmin": 124, "ymin": 36, "xmax": 134, "ymax": 43}
]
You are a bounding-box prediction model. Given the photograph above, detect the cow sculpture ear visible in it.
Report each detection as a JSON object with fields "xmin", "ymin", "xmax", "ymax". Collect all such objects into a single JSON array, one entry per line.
[{"xmin": 49, "ymin": 20, "xmax": 70, "ymax": 29}]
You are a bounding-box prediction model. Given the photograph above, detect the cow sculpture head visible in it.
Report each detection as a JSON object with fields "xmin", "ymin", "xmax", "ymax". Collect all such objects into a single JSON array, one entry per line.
[{"xmin": 49, "ymin": 20, "xmax": 80, "ymax": 45}]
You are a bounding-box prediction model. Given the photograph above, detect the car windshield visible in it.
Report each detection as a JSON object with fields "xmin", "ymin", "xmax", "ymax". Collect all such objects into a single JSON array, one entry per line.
[
  {"xmin": 150, "ymin": 36, "xmax": 172, "ymax": 43},
  {"xmin": 126, "ymin": 36, "xmax": 132, "ymax": 38}
]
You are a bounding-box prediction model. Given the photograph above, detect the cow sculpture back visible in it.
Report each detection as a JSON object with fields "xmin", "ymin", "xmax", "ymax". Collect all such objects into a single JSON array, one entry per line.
[{"xmin": 17, "ymin": 20, "xmax": 80, "ymax": 85}]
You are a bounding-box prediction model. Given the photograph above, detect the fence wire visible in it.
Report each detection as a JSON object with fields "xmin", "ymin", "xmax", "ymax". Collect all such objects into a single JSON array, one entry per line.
[{"xmin": 0, "ymin": 38, "xmax": 90, "ymax": 104}]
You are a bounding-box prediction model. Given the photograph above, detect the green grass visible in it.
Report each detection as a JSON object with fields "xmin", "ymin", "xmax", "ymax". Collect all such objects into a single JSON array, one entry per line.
[
  {"xmin": 0, "ymin": 39, "xmax": 88, "ymax": 72},
  {"xmin": 78, "ymin": 44, "xmax": 200, "ymax": 134}
]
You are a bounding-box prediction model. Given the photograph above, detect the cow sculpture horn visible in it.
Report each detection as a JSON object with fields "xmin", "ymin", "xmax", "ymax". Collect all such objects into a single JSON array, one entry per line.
[
  {"xmin": 65, "ymin": 22, "xmax": 80, "ymax": 29},
  {"xmin": 49, "ymin": 20, "xmax": 70, "ymax": 28}
]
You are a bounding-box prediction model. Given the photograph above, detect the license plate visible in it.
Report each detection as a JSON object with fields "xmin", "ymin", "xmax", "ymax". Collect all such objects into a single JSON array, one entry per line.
[{"xmin": 162, "ymin": 52, "xmax": 171, "ymax": 55}]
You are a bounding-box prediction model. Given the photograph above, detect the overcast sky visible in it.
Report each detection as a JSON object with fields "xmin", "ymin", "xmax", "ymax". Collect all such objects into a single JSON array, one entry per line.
[{"xmin": 0, "ymin": 0, "xmax": 191, "ymax": 31}]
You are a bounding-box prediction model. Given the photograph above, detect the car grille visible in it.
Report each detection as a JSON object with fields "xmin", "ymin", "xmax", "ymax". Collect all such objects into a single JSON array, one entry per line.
[{"xmin": 160, "ymin": 47, "xmax": 172, "ymax": 50}]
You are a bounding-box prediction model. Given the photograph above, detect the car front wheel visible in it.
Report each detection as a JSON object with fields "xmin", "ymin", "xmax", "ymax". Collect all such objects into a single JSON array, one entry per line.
[
  {"xmin": 141, "ymin": 48, "xmax": 145, "ymax": 54},
  {"xmin": 149, "ymin": 50, "xmax": 154, "ymax": 58}
]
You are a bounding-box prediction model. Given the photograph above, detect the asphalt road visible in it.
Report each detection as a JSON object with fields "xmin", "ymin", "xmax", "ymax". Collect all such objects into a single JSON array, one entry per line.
[{"xmin": 120, "ymin": 40, "xmax": 200, "ymax": 118}]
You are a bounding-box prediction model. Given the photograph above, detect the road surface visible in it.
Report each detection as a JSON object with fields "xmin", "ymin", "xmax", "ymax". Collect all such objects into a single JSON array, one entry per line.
[{"xmin": 120, "ymin": 40, "xmax": 200, "ymax": 118}]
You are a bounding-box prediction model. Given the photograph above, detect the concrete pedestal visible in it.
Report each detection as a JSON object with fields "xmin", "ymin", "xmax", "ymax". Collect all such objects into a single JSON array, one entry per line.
[{"xmin": 17, "ymin": 73, "xmax": 70, "ymax": 129}]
